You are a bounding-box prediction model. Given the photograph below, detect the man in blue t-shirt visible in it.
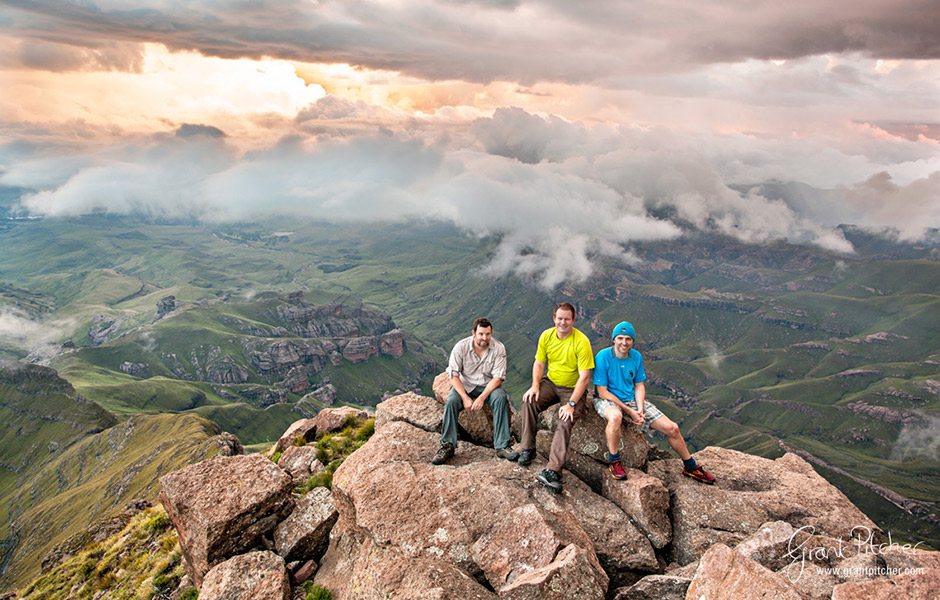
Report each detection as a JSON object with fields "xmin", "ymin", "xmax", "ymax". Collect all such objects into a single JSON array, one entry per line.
[{"xmin": 593, "ymin": 321, "xmax": 714, "ymax": 484}]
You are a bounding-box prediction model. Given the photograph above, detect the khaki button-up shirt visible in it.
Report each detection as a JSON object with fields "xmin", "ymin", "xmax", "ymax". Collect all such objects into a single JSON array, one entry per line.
[{"xmin": 446, "ymin": 336, "xmax": 507, "ymax": 390}]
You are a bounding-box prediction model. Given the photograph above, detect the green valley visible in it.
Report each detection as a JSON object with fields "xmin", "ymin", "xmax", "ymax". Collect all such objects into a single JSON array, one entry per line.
[{"xmin": 0, "ymin": 214, "xmax": 938, "ymax": 592}]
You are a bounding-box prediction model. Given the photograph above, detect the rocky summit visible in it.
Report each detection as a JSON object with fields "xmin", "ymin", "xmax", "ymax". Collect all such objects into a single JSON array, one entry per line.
[{"xmin": 159, "ymin": 386, "xmax": 940, "ymax": 600}]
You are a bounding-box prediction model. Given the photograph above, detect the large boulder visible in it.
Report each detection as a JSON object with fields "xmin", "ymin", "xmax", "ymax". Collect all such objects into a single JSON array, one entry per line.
[
  {"xmin": 685, "ymin": 543, "xmax": 809, "ymax": 600},
  {"xmin": 274, "ymin": 487, "xmax": 338, "ymax": 563},
  {"xmin": 271, "ymin": 418, "xmax": 318, "ymax": 456},
  {"xmin": 610, "ymin": 574, "xmax": 691, "ymax": 600},
  {"xmin": 312, "ymin": 406, "xmax": 370, "ymax": 434},
  {"xmin": 469, "ymin": 503, "xmax": 605, "ymax": 589},
  {"xmin": 601, "ymin": 468, "xmax": 671, "ymax": 549},
  {"xmin": 199, "ymin": 551, "xmax": 291, "ymax": 600},
  {"xmin": 316, "ymin": 526, "xmax": 497, "ymax": 600},
  {"xmin": 647, "ymin": 447, "xmax": 881, "ymax": 565},
  {"xmin": 376, "ymin": 391, "xmax": 444, "ymax": 432},
  {"xmin": 277, "ymin": 445, "xmax": 324, "ymax": 481},
  {"xmin": 831, "ymin": 568, "xmax": 940, "ymax": 600},
  {"xmin": 158, "ymin": 454, "xmax": 294, "ymax": 586},
  {"xmin": 317, "ymin": 420, "xmax": 657, "ymax": 597},
  {"xmin": 499, "ymin": 544, "xmax": 609, "ymax": 600}
]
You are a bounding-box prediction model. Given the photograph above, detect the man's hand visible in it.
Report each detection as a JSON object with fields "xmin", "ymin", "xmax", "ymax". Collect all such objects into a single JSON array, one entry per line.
[
  {"xmin": 523, "ymin": 386, "xmax": 539, "ymax": 404},
  {"xmin": 558, "ymin": 403, "xmax": 575, "ymax": 422},
  {"xmin": 461, "ymin": 396, "xmax": 474, "ymax": 410},
  {"xmin": 470, "ymin": 396, "xmax": 485, "ymax": 411},
  {"xmin": 624, "ymin": 406, "xmax": 645, "ymax": 426}
]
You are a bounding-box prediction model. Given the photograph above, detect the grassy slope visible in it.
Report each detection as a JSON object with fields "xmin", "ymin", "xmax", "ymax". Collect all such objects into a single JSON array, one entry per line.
[
  {"xmin": 0, "ymin": 362, "xmax": 233, "ymax": 591},
  {"xmin": 1, "ymin": 216, "xmax": 938, "ymax": 550}
]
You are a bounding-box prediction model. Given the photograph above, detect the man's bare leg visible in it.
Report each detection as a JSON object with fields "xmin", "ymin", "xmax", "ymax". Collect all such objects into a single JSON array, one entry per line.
[
  {"xmin": 650, "ymin": 416, "xmax": 691, "ymax": 460},
  {"xmin": 604, "ymin": 405, "xmax": 622, "ymax": 455}
]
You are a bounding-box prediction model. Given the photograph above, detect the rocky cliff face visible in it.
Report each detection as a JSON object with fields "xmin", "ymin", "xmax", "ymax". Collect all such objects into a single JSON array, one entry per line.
[
  {"xmin": 158, "ymin": 388, "xmax": 940, "ymax": 600},
  {"xmin": 139, "ymin": 292, "xmax": 423, "ymax": 408}
]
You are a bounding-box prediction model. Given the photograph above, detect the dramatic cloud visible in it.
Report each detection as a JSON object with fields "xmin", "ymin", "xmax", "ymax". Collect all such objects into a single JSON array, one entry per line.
[
  {"xmin": 1, "ymin": 1, "xmax": 938, "ymax": 286},
  {"xmin": 2, "ymin": 0, "xmax": 939, "ymax": 83},
  {"xmin": 16, "ymin": 104, "xmax": 934, "ymax": 284}
]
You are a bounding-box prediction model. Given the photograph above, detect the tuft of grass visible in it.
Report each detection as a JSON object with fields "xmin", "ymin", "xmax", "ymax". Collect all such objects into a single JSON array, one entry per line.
[
  {"xmin": 295, "ymin": 417, "xmax": 375, "ymax": 493},
  {"xmin": 179, "ymin": 587, "xmax": 198, "ymax": 600},
  {"xmin": 302, "ymin": 580, "xmax": 334, "ymax": 600}
]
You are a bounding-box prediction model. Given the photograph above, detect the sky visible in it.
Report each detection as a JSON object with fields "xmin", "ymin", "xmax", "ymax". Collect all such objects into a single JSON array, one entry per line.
[{"xmin": 1, "ymin": 0, "xmax": 939, "ymax": 287}]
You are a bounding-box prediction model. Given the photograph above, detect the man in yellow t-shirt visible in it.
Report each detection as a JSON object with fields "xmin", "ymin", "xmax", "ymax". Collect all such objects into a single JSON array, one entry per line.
[{"xmin": 519, "ymin": 302, "xmax": 594, "ymax": 493}]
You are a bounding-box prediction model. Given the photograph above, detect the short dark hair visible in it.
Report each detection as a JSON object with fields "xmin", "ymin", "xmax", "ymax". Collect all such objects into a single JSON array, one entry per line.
[
  {"xmin": 473, "ymin": 317, "xmax": 493, "ymax": 332},
  {"xmin": 553, "ymin": 302, "xmax": 576, "ymax": 319}
]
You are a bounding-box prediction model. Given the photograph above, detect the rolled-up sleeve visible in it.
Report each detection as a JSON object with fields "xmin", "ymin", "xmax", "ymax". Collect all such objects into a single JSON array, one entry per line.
[
  {"xmin": 490, "ymin": 344, "xmax": 507, "ymax": 381},
  {"xmin": 446, "ymin": 341, "xmax": 463, "ymax": 378}
]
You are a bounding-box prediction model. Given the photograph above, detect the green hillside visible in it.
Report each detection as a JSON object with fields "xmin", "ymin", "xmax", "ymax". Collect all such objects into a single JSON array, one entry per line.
[
  {"xmin": 0, "ymin": 361, "xmax": 236, "ymax": 590},
  {"xmin": 0, "ymin": 215, "xmax": 938, "ymax": 554}
]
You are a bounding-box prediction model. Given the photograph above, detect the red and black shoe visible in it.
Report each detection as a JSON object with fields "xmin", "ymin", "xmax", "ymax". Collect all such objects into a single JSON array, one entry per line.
[
  {"xmin": 683, "ymin": 464, "xmax": 715, "ymax": 484},
  {"xmin": 608, "ymin": 459, "xmax": 627, "ymax": 480}
]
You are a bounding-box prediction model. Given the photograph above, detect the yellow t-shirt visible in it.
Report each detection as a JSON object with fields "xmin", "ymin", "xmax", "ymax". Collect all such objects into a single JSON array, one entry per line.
[{"xmin": 535, "ymin": 327, "xmax": 594, "ymax": 387}]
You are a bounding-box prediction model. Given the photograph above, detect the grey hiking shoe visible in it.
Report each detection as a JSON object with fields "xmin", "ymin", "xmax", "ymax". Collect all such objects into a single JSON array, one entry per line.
[
  {"xmin": 517, "ymin": 448, "xmax": 536, "ymax": 466},
  {"xmin": 496, "ymin": 447, "xmax": 520, "ymax": 461},
  {"xmin": 537, "ymin": 468, "xmax": 562, "ymax": 493},
  {"xmin": 432, "ymin": 442, "xmax": 455, "ymax": 465}
]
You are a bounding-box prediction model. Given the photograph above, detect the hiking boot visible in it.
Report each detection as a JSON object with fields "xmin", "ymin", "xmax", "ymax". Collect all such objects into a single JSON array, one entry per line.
[
  {"xmin": 518, "ymin": 448, "xmax": 536, "ymax": 466},
  {"xmin": 432, "ymin": 442, "xmax": 455, "ymax": 465},
  {"xmin": 608, "ymin": 458, "xmax": 627, "ymax": 480},
  {"xmin": 496, "ymin": 447, "xmax": 520, "ymax": 461},
  {"xmin": 683, "ymin": 465, "xmax": 715, "ymax": 484},
  {"xmin": 537, "ymin": 468, "xmax": 562, "ymax": 493}
]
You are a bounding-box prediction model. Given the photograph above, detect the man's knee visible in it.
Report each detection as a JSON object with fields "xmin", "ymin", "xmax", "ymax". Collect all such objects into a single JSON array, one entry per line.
[
  {"xmin": 489, "ymin": 388, "xmax": 508, "ymax": 407},
  {"xmin": 658, "ymin": 418, "xmax": 681, "ymax": 438},
  {"xmin": 445, "ymin": 389, "xmax": 464, "ymax": 410},
  {"xmin": 605, "ymin": 406, "xmax": 622, "ymax": 427}
]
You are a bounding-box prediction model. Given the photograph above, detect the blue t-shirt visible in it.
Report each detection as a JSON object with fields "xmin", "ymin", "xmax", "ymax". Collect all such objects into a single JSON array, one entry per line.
[{"xmin": 593, "ymin": 347, "xmax": 647, "ymax": 401}]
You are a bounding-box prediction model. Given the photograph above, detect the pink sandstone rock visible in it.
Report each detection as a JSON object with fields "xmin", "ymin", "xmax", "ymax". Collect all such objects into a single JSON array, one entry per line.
[
  {"xmin": 199, "ymin": 551, "xmax": 290, "ymax": 600},
  {"xmin": 647, "ymin": 447, "xmax": 880, "ymax": 566},
  {"xmin": 498, "ymin": 544, "xmax": 608, "ymax": 600},
  {"xmin": 685, "ymin": 543, "xmax": 808, "ymax": 600},
  {"xmin": 159, "ymin": 454, "xmax": 294, "ymax": 586}
]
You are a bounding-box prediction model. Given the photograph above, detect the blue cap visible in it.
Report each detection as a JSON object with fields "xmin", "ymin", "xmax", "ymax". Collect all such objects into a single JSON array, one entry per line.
[{"xmin": 611, "ymin": 321, "xmax": 636, "ymax": 340}]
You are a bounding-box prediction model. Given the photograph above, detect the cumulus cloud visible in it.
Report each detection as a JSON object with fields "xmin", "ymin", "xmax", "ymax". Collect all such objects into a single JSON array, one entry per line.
[
  {"xmin": 842, "ymin": 171, "xmax": 940, "ymax": 240},
  {"xmin": 12, "ymin": 105, "xmax": 921, "ymax": 286}
]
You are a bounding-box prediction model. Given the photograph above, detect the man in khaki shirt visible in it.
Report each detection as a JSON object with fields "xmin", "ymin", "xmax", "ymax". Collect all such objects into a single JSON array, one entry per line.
[{"xmin": 432, "ymin": 317, "xmax": 517, "ymax": 465}]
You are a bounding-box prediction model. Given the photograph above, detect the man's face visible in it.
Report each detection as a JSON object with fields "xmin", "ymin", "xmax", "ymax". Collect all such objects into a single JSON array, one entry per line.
[
  {"xmin": 553, "ymin": 308, "xmax": 575, "ymax": 336},
  {"xmin": 473, "ymin": 325, "xmax": 492, "ymax": 349},
  {"xmin": 613, "ymin": 334, "xmax": 634, "ymax": 358}
]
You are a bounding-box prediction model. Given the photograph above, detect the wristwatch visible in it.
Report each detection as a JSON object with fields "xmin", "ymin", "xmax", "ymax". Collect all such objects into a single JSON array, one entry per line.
[{"xmin": 567, "ymin": 400, "xmax": 577, "ymax": 407}]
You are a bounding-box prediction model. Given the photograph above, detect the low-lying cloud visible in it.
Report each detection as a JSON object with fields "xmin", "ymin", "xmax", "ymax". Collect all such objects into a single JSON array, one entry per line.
[
  {"xmin": 4, "ymin": 104, "xmax": 939, "ymax": 287},
  {"xmin": 0, "ymin": 306, "xmax": 73, "ymax": 361},
  {"xmin": 892, "ymin": 413, "xmax": 940, "ymax": 462}
]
